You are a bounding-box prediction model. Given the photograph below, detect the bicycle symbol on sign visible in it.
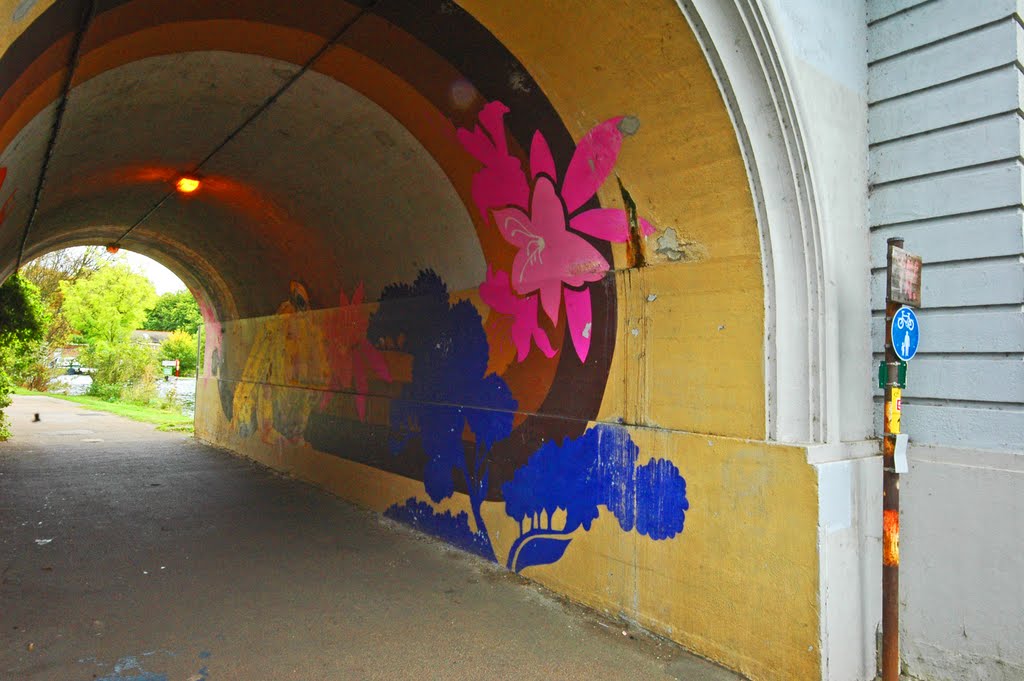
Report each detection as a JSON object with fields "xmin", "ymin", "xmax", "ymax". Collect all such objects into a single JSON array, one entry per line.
[{"xmin": 895, "ymin": 308, "xmax": 915, "ymax": 332}]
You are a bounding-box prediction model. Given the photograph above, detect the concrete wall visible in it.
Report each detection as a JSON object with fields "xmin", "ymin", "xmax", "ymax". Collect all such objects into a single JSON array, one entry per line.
[
  {"xmin": 868, "ymin": 1, "xmax": 1024, "ymax": 678},
  {"xmin": 179, "ymin": 2, "xmax": 828, "ymax": 679},
  {"xmin": 0, "ymin": 1, "xmax": 896, "ymax": 680}
]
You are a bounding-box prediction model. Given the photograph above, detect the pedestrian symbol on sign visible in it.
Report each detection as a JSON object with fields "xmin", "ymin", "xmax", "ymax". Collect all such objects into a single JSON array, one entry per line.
[{"xmin": 891, "ymin": 307, "xmax": 920, "ymax": 362}]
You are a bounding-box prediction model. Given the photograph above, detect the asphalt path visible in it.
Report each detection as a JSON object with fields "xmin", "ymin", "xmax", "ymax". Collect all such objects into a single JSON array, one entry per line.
[{"xmin": 0, "ymin": 395, "xmax": 740, "ymax": 681}]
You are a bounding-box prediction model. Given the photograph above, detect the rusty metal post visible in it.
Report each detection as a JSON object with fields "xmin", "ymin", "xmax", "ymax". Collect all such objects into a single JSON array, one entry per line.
[{"xmin": 882, "ymin": 237, "xmax": 903, "ymax": 681}]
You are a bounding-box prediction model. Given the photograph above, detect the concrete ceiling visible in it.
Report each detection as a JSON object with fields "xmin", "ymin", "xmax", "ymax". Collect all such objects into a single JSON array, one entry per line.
[{"xmin": 9, "ymin": 50, "xmax": 483, "ymax": 318}]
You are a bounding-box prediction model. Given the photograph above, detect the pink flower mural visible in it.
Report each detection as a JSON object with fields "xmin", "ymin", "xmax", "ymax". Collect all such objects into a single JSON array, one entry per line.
[
  {"xmin": 322, "ymin": 283, "xmax": 392, "ymax": 420},
  {"xmin": 478, "ymin": 267, "xmax": 556, "ymax": 362},
  {"xmin": 459, "ymin": 102, "xmax": 655, "ymax": 363}
]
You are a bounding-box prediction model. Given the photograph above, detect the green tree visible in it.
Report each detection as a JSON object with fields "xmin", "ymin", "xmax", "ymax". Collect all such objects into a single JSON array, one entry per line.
[
  {"xmin": 82, "ymin": 339, "xmax": 157, "ymax": 403},
  {"xmin": 158, "ymin": 330, "xmax": 198, "ymax": 374},
  {"xmin": 144, "ymin": 290, "xmax": 201, "ymax": 334},
  {"xmin": 0, "ymin": 275, "xmax": 47, "ymax": 439},
  {"xmin": 18, "ymin": 246, "xmax": 109, "ymax": 388},
  {"xmin": 61, "ymin": 263, "xmax": 156, "ymax": 344}
]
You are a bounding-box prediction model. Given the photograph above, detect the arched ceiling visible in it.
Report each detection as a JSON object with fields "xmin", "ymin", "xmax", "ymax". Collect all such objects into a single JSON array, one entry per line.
[{"xmin": 0, "ymin": 0, "xmax": 579, "ymax": 320}]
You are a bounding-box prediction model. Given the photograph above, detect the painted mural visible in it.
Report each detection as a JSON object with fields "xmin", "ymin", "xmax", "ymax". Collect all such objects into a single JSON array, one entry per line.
[
  {"xmin": 209, "ymin": 100, "xmax": 689, "ymax": 573},
  {"xmin": 463, "ymin": 102, "xmax": 655, "ymax": 363}
]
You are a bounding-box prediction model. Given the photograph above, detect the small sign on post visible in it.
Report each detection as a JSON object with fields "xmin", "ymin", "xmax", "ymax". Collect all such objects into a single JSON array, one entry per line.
[{"xmin": 889, "ymin": 245, "xmax": 922, "ymax": 308}]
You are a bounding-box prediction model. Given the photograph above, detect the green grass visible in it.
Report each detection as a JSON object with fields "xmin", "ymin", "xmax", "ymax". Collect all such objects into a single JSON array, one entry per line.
[{"xmin": 13, "ymin": 387, "xmax": 194, "ymax": 433}]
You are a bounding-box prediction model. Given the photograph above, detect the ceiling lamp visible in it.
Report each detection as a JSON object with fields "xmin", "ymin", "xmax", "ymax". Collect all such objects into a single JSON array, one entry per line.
[{"xmin": 175, "ymin": 175, "xmax": 201, "ymax": 194}]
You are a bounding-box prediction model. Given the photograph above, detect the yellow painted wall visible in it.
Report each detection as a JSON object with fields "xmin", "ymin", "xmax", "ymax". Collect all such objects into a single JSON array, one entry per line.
[
  {"xmin": 458, "ymin": 0, "xmax": 766, "ymax": 440},
  {"xmin": 197, "ymin": 376, "xmax": 820, "ymax": 681},
  {"xmin": 0, "ymin": 0, "xmax": 57, "ymax": 55},
  {"xmin": 2, "ymin": 0, "xmax": 822, "ymax": 677},
  {"xmin": 190, "ymin": 1, "xmax": 817, "ymax": 677}
]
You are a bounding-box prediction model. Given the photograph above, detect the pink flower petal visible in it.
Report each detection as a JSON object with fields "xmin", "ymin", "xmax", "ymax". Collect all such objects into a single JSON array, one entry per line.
[
  {"xmin": 510, "ymin": 322, "xmax": 533, "ymax": 362},
  {"xmin": 511, "ymin": 247, "xmax": 541, "ymax": 295},
  {"xmin": 458, "ymin": 101, "xmax": 529, "ymax": 219},
  {"xmin": 563, "ymin": 286, "xmax": 592, "ymax": 363},
  {"xmin": 548, "ymin": 234, "xmax": 610, "ymax": 288},
  {"xmin": 539, "ymin": 279, "xmax": 562, "ymax": 325},
  {"xmin": 529, "ymin": 176, "xmax": 567, "ymax": 235},
  {"xmin": 530, "ymin": 130, "xmax": 556, "ymax": 181},
  {"xmin": 532, "ymin": 326, "xmax": 557, "ymax": 359},
  {"xmin": 478, "ymin": 101, "xmax": 511, "ymax": 154},
  {"xmin": 562, "ymin": 117, "xmax": 624, "ymax": 214},
  {"xmin": 493, "ymin": 206, "xmax": 538, "ymax": 250},
  {"xmin": 569, "ymin": 208, "xmax": 630, "ymax": 242}
]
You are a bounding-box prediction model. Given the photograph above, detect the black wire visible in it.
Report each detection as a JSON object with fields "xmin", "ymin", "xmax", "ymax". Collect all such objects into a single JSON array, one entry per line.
[
  {"xmin": 16, "ymin": 0, "xmax": 96, "ymax": 270},
  {"xmin": 113, "ymin": 4, "xmax": 374, "ymax": 245}
]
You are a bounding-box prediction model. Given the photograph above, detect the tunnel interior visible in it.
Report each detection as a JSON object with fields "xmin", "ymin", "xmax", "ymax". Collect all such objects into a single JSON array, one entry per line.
[{"xmin": 0, "ymin": 2, "xmax": 828, "ymax": 680}]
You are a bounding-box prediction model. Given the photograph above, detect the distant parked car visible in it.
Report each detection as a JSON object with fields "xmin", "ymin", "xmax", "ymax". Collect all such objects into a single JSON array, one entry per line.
[{"xmin": 61, "ymin": 360, "xmax": 94, "ymax": 376}]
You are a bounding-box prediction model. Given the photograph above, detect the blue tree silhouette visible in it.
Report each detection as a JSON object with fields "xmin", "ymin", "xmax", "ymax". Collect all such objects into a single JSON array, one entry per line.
[
  {"xmin": 369, "ymin": 271, "xmax": 517, "ymax": 560},
  {"xmin": 502, "ymin": 424, "xmax": 689, "ymax": 572}
]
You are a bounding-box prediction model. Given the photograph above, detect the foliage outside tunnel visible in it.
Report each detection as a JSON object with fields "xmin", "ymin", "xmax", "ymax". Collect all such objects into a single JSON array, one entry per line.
[{"xmin": 1, "ymin": 248, "xmax": 201, "ymax": 424}]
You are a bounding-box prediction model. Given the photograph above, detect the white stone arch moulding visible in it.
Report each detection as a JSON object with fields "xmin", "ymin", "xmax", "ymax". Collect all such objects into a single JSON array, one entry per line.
[{"xmin": 677, "ymin": 0, "xmax": 829, "ymax": 445}]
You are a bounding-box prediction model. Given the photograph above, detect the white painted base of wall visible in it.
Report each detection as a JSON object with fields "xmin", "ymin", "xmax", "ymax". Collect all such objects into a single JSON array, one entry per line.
[
  {"xmin": 901, "ymin": 444, "xmax": 1024, "ymax": 681},
  {"xmin": 816, "ymin": 448, "xmax": 883, "ymax": 681}
]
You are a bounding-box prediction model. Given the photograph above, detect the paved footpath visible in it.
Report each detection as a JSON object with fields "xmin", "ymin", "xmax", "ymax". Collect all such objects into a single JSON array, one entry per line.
[{"xmin": 0, "ymin": 395, "xmax": 740, "ymax": 681}]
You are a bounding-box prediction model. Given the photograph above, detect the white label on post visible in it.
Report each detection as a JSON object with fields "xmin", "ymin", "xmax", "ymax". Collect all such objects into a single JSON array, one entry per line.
[{"xmin": 894, "ymin": 434, "xmax": 909, "ymax": 474}]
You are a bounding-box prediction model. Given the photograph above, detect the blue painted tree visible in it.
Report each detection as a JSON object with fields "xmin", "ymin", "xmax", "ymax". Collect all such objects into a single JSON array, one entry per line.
[
  {"xmin": 369, "ymin": 270, "xmax": 517, "ymax": 561},
  {"xmin": 502, "ymin": 424, "xmax": 689, "ymax": 572}
]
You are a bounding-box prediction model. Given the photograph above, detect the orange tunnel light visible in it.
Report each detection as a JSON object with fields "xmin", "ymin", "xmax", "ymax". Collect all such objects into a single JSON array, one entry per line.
[{"xmin": 175, "ymin": 175, "xmax": 201, "ymax": 194}]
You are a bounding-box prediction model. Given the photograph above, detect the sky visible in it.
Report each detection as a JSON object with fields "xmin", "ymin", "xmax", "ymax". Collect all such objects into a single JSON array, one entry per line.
[{"xmin": 121, "ymin": 250, "xmax": 186, "ymax": 295}]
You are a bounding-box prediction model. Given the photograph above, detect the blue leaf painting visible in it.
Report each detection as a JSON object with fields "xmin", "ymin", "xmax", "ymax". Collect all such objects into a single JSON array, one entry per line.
[
  {"xmin": 503, "ymin": 424, "xmax": 689, "ymax": 572},
  {"xmin": 510, "ymin": 536, "xmax": 573, "ymax": 573}
]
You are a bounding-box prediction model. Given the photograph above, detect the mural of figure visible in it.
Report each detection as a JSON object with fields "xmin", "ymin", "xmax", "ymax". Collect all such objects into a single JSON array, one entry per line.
[{"xmin": 232, "ymin": 280, "xmax": 320, "ymax": 443}]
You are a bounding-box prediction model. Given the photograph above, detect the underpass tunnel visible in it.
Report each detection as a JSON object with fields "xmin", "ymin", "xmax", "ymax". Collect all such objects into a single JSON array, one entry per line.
[{"xmin": 0, "ymin": 2, "xmax": 864, "ymax": 680}]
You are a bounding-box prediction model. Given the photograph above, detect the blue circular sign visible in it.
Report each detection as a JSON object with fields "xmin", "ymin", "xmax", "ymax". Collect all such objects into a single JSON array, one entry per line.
[{"xmin": 891, "ymin": 306, "xmax": 920, "ymax": 361}]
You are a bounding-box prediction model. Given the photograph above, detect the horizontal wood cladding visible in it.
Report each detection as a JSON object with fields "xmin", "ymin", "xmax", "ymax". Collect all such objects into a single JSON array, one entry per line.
[
  {"xmin": 867, "ymin": 0, "xmax": 930, "ymax": 25},
  {"xmin": 871, "ymin": 309, "xmax": 1024, "ymax": 353},
  {"xmin": 869, "ymin": 259, "xmax": 1024, "ymax": 309},
  {"xmin": 873, "ymin": 400, "xmax": 1024, "ymax": 451},
  {"xmin": 870, "ymin": 160, "xmax": 1023, "ymax": 225},
  {"xmin": 869, "ymin": 18, "xmax": 1021, "ymax": 101},
  {"xmin": 870, "ymin": 114, "xmax": 1021, "ymax": 184},
  {"xmin": 868, "ymin": 0, "xmax": 1018, "ymax": 62},
  {"xmin": 869, "ymin": 208, "xmax": 1023, "ymax": 267},
  {"xmin": 869, "ymin": 64, "xmax": 1023, "ymax": 142}
]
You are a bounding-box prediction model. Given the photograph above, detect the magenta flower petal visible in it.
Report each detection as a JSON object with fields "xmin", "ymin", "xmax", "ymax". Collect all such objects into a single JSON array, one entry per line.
[
  {"xmin": 564, "ymin": 286, "xmax": 592, "ymax": 363},
  {"xmin": 569, "ymin": 208, "xmax": 631, "ymax": 242},
  {"xmin": 457, "ymin": 101, "xmax": 529, "ymax": 220},
  {"xmin": 480, "ymin": 268, "xmax": 555, "ymax": 361},
  {"xmin": 561, "ymin": 117, "xmax": 624, "ymax": 214},
  {"xmin": 529, "ymin": 175, "xmax": 566, "ymax": 232},
  {"xmin": 493, "ymin": 206, "xmax": 537, "ymax": 250},
  {"xmin": 530, "ymin": 130, "xmax": 557, "ymax": 181},
  {"xmin": 538, "ymin": 279, "xmax": 562, "ymax": 325},
  {"xmin": 532, "ymin": 325, "xmax": 557, "ymax": 359}
]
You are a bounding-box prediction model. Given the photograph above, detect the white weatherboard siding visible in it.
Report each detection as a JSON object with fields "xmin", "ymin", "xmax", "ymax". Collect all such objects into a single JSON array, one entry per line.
[{"xmin": 868, "ymin": 0, "xmax": 1024, "ymax": 679}]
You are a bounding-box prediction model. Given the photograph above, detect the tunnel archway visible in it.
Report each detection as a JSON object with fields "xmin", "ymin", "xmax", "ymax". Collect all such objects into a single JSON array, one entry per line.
[{"xmin": 0, "ymin": 3, "xmax": 865, "ymax": 680}]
